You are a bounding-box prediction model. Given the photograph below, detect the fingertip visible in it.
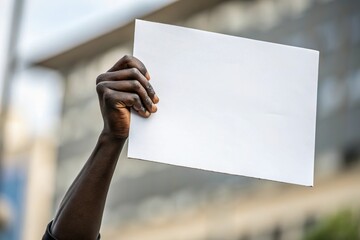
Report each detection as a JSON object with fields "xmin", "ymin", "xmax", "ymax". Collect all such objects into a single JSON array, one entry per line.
[
  {"xmin": 153, "ymin": 94, "xmax": 159, "ymax": 104},
  {"xmin": 144, "ymin": 111, "xmax": 151, "ymax": 118},
  {"xmin": 145, "ymin": 72, "xmax": 151, "ymax": 80},
  {"xmin": 152, "ymin": 105, "xmax": 158, "ymax": 113}
]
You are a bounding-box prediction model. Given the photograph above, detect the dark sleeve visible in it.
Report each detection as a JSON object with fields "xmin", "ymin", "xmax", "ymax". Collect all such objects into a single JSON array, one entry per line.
[{"xmin": 42, "ymin": 221, "xmax": 101, "ymax": 240}]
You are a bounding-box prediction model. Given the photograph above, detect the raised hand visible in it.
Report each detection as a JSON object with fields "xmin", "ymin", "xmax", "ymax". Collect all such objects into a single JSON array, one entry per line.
[{"xmin": 96, "ymin": 55, "xmax": 159, "ymax": 139}]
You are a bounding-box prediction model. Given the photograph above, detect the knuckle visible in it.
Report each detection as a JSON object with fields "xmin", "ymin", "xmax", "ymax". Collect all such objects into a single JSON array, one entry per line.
[
  {"xmin": 129, "ymin": 67, "xmax": 140, "ymax": 77},
  {"xmin": 130, "ymin": 80, "xmax": 141, "ymax": 91},
  {"xmin": 145, "ymin": 97, "xmax": 152, "ymax": 106},
  {"xmin": 122, "ymin": 54, "xmax": 132, "ymax": 63},
  {"xmin": 132, "ymin": 94, "xmax": 140, "ymax": 103},
  {"xmin": 139, "ymin": 65, "xmax": 147, "ymax": 74},
  {"xmin": 96, "ymin": 81, "xmax": 106, "ymax": 94},
  {"xmin": 146, "ymin": 83, "xmax": 155, "ymax": 96},
  {"xmin": 96, "ymin": 73, "xmax": 106, "ymax": 84}
]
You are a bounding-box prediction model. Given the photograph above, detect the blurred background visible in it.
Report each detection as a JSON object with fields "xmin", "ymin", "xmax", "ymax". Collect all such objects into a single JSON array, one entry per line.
[{"xmin": 0, "ymin": 0, "xmax": 359, "ymax": 239}]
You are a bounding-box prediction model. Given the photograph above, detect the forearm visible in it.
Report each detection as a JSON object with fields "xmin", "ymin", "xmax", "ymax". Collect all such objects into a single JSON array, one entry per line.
[
  {"xmin": 45, "ymin": 55, "xmax": 156, "ymax": 239},
  {"xmin": 51, "ymin": 133, "xmax": 125, "ymax": 239}
]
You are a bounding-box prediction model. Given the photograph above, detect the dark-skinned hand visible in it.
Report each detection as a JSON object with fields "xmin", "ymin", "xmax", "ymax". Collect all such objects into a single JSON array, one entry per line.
[{"xmin": 96, "ymin": 55, "xmax": 159, "ymax": 140}]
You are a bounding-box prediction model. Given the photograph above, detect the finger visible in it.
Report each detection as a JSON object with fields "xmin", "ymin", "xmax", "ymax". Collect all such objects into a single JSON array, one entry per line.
[
  {"xmin": 123, "ymin": 93, "xmax": 151, "ymax": 118},
  {"xmin": 106, "ymin": 89, "xmax": 151, "ymax": 118},
  {"xmin": 108, "ymin": 55, "xmax": 150, "ymax": 80},
  {"xmin": 96, "ymin": 68, "xmax": 159, "ymax": 104},
  {"xmin": 97, "ymin": 81, "xmax": 157, "ymax": 113}
]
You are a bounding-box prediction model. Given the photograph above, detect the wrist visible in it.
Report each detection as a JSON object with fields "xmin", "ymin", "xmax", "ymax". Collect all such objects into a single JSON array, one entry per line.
[{"xmin": 99, "ymin": 130, "xmax": 127, "ymax": 146}]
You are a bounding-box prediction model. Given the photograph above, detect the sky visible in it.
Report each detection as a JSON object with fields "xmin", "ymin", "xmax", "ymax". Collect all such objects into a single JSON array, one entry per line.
[{"xmin": 0, "ymin": 0, "xmax": 173, "ymax": 136}]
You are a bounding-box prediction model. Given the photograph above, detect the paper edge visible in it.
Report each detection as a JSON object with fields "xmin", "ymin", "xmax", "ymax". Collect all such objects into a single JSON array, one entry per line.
[{"xmin": 135, "ymin": 19, "xmax": 320, "ymax": 54}]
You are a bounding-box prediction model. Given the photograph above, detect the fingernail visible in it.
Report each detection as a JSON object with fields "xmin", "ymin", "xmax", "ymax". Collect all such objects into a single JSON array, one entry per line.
[
  {"xmin": 154, "ymin": 94, "xmax": 159, "ymax": 103},
  {"xmin": 145, "ymin": 72, "xmax": 151, "ymax": 80}
]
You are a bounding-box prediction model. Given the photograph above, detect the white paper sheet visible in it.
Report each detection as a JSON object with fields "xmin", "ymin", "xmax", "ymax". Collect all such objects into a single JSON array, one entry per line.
[{"xmin": 128, "ymin": 19, "xmax": 319, "ymax": 186}]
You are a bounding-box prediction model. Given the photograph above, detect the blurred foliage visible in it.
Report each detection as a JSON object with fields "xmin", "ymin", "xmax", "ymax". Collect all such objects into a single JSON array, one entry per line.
[{"xmin": 304, "ymin": 210, "xmax": 360, "ymax": 240}]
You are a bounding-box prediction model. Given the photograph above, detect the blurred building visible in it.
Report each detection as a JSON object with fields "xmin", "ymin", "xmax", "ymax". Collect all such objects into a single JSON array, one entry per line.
[
  {"xmin": 0, "ymin": 110, "xmax": 29, "ymax": 240},
  {"xmin": 30, "ymin": 0, "xmax": 360, "ymax": 239}
]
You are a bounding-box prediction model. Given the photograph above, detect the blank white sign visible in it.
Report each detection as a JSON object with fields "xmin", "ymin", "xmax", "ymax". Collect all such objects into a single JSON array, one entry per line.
[{"xmin": 128, "ymin": 19, "xmax": 319, "ymax": 186}]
